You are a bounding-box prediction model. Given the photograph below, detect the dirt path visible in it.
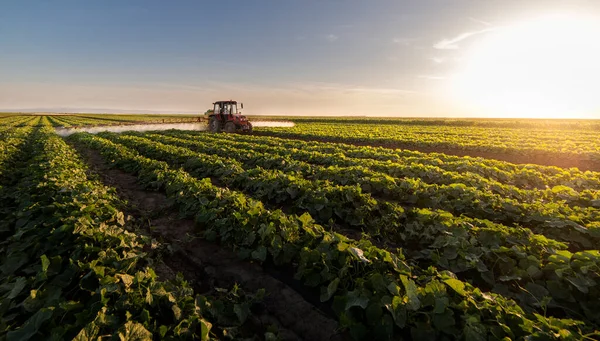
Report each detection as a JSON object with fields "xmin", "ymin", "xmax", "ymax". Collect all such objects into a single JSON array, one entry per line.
[
  {"xmin": 73, "ymin": 145, "xmax": 344, "ymax": 341},
  {"xmin": 251, "ymin": 132, "xmax": 600, "ymax": 172}
]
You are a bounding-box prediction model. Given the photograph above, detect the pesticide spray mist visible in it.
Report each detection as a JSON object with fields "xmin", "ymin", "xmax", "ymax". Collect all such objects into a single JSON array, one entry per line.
[{"xmin": 54, "ymin": 121, "xmax": 295, "ymax": 137}]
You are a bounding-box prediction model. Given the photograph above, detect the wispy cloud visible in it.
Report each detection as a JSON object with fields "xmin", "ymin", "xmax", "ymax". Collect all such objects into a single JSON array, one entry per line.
[
  {"xmin": 325, "ymin": 34, "xmax": 339, "ymax": 42},
  {"xmin": 468, "ymin": 17, "xmax": 493, "ymax": 26},
  {"xmin": 429, "ymin": 57, "xmax": 446, "ymax": 64},
  {"xmin": 433, "ymin": 27, "xmax": 496, "ymax": 49},
  {"xmin": 392, "ymin": 37, "xmax": 418, "ymax": 46}
]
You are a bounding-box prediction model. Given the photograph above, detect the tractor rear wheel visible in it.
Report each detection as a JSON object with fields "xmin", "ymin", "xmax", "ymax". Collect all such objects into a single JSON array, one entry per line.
[
  {"xmin": 209, "ymin": 117, "xmax": 220, "ymax": 132},
  {"xmin": 224, "ymin": 122, "xmax": 236, "ymax": 133}
]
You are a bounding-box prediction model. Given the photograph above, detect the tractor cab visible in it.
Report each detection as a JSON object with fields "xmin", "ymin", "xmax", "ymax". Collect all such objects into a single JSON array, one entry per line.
[{"xmin": 206, "ymin": 100, "xmax": 253, "ymax": 133}]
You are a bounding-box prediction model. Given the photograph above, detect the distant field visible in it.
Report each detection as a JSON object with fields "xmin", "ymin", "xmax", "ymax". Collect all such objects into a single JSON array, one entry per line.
[
  {"xmin": 1, "ymin": 114, "xmax": 599, "ymax": 340},
  {"xmin": 254, "ymin": 120, "xmax": 600, "ymax": 171},
  {"xmin": 269, "ymin": 116, "xmax": 600, "ymax": 129}
]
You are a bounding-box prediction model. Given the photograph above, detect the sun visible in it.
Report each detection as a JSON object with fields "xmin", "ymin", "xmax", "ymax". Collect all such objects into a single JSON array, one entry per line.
[{"xmin": 450, "ymin": 13, "xmax": 600, "ymax": 118}]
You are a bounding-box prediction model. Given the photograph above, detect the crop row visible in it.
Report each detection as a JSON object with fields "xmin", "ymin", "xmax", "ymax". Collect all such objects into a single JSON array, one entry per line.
[
  {"xmin": 48, "ymin": 114, "xmax": 200, "ymax": 128},
  {"xmin": 0, "ymin": 118, "xmax": 40, "ymax": 182},
  {"xmin": 70, "ymin": 131, "xmax": 599, "ymax": 339},
  {"xmin": 0, "ymin": 116, "xmax": 39, "ymax": 131},
  {"xmin": 208, "ymin": 129, "xmax": 600, "ymax": 191},
  {"xmin": 124, "ymin": 131, "xmax": 600, "ymax": 252},
  {"xmin": 194, "ymin": 132, "xmax": 600, "ymax": 210},
  {"xmin": 275, "ymin": 117, "xmax": 600, "ymax": 131},
  {"xmin": 96, "ymin": 131, "xmax": 600, "ymax": 329},
  {"xmin": 0, "ymin": 125, "xmax": 266, "ymax": 339},
  {"xmin": 183, "ymin": 130, "xmax": 600, "ymax": 199},
  {"xmin": 257, "ymin": 122, "xmax": 600, "ymax": 163}
]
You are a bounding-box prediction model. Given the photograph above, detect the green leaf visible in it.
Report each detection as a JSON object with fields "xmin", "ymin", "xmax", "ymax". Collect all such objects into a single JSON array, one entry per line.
[
  {"xmin": 41, "ymin": 255, "xmax": 50, "ymax": 274},
  {"xmin": 366, "ymin": 302, "xmax": 383, "ymax": 325},
  {"xmin": 234, "ymin": 303, "xmax": 251, "ymax": 323},
  {"xmin": 297, "ymin": 212, "xmax": 314, "ymax": 226},
  {"xmin": 433, "ymin": 297, "xmax": 448, "ymax": 314},
  {"xmin": 382, "ymin": 295, "xmax": 407, "ymax": 328},
  {"xmin": 384, "ymin": 252, "xmax": 410, "ymax": 274},
  {"xmin": 345, "ymin": 290, "xmax": 369, "ymax": 310},
  {"xmin": 200, "ymin": 319, "xmax": 212, "ymax": 341},
  {"xmin": 73, "ymin": 321, "xmax": 100, "ymax": 341},
  {"xmin": 1, "ymin": 252, "xmax": 28, "ymax": 275},
  {"xmin": 320, "ymin": 277, "xmax": 340, "ymax": 302},
  {"xmin": 387, "ymin": 282, "xmax": 400, "ymax": 296},
  {"xmin": 400, "ymin": 275, "xmax": 420, "ymax": 311},
  {"xmin": 7, "ymin": 307, "xmax": 54, "ymax": 341},
  {"xmin": 566, "ymin": 275, "xmax": 593, "ymax": 293},
  {"xmin": 369, "ymin": 273, "xmax": 387, "ymax": 292},
  {"xmin": 464, "ymin": 317, "xmax": 487, "ymax": 341},
  {"xmin": 8, "ymin": 277, "xmax": 27, "ymax": 300},
  {"xmin": 118, "ymin": 321, "xmax": 152, "ymax": 341},
  {"xmin": 117, "ymin": 274, "xmax": 134, "ymax": 289},
  {"xmin": 524, "ymin": 283, "xmax": 550, "ymax": 299},
  {"xmin": 251, "ymin": 246, "xmax": 267, "ymax": 262},
  {"xmin": 444, "ymin": 278, "xmax": 466, "ymax": 296},
  {"xmin": 159, "ymin": 325, "xmax": 168, "ymax": 338},
  {"xmin": 433, "ymin": 309, "xmax": 455, "ymax": 329}
]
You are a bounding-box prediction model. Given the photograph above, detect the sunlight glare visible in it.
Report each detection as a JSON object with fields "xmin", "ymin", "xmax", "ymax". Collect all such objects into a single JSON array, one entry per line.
[{"xmin": 451, "ymin": 13, "xmax": 600, "ymax": 118}]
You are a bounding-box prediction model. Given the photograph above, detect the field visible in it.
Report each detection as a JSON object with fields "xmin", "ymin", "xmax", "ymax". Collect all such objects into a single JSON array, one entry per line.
[{"xmin": 1, "ymin": 114, "xmax": 600, "ymax": 340}]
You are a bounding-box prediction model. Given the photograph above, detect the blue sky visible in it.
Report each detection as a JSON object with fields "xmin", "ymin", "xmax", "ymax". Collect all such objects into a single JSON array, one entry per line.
[{"xmin": 2, "ymin": 0, "xmax": 600, "ymax": 116}]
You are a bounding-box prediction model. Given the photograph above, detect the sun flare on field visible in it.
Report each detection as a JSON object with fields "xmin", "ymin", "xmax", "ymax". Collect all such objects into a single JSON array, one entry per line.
[{"xmin": 451, "ymin": 13, "xmax": 600, "ymax": 118}]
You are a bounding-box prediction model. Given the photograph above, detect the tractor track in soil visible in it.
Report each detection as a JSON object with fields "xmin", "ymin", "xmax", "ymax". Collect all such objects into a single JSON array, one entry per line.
[
  {"xmin": 70, "ymin": 143, "xmax": 346, "ymax": 341},
  {"xmin": 250, "ymin": 132, "xmax": 600, "ymax": 172}
]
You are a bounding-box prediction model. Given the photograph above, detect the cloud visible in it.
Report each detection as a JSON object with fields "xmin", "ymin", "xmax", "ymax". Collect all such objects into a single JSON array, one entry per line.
[
  {"xmin": 468, "ymin": 17, "xmax": 493, "ymax": 26},
  {"xmin": 429, "ymin": 57, "xmax": 446, "ymax": 64},
  {"xmin": 325, "ymin": 34, "xmax": 338, "ymax": 42},
  {"xmin": 433, "ymin": 27, "xmax": 496, "ymax": 49}
]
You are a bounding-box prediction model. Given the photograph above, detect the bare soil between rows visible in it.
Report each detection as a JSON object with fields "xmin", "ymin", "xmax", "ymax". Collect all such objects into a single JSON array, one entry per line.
[
  {"xmin": 71, "ymin": 144, "xmax": 345, "ymax": 341},
  {"xmin": 251, "ymin": 132, "xmax": 600, "ymax": 172}
]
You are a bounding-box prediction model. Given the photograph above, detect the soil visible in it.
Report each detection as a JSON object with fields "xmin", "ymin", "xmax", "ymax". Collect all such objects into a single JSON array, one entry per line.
[
  {"xmin": 251, "ymin": 132, "xmax": 600, "ymax": 172},
  {"xmin": 72, "ymin": 144, "xmax": 346, "ymax": 341}
]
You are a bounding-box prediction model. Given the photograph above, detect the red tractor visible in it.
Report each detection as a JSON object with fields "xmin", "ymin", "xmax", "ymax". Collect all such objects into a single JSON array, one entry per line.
[{"xmin": 205, "ymin": 100, "xmax": 253, "ymax": 133}]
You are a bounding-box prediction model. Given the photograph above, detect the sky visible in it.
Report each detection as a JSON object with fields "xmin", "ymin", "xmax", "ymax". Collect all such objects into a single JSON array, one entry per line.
[{"xmin": 1, "ymin": 0, "xmax": 600, "ymax": 117}]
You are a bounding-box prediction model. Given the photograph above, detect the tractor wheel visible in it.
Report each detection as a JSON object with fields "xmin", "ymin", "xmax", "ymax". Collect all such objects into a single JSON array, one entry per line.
[
  {"xmin": 209, "ymin": 117, "xmax": 220, "ymax": 132},
  {"xmin": 224, "ymin": 122, "xmax": 236, "ymax": 133}
]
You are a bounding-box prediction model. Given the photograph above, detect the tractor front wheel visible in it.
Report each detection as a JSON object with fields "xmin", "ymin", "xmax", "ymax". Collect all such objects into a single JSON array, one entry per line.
[
  {"xmin": 209, "ymin": 117, "xmax": 220, "ymax": 132},
  {"xmin": 224, "ymin": 122, "xmax": 236, "ymax": 133}
]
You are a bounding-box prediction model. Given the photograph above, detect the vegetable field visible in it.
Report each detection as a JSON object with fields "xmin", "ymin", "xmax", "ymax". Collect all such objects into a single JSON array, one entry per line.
[
  {"xmin": 1, "ymin": 115, "xmax": 600, "ymax": 340},
  {"xmin": 255, "ymin": 121, "xmax": 600, "ymax": 171}
]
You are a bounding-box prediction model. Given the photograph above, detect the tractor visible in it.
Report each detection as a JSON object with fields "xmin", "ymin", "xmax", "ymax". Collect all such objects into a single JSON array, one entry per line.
[{"xmin": 205, "ymin": 100, "xmax": 253, "ymax": 133}]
